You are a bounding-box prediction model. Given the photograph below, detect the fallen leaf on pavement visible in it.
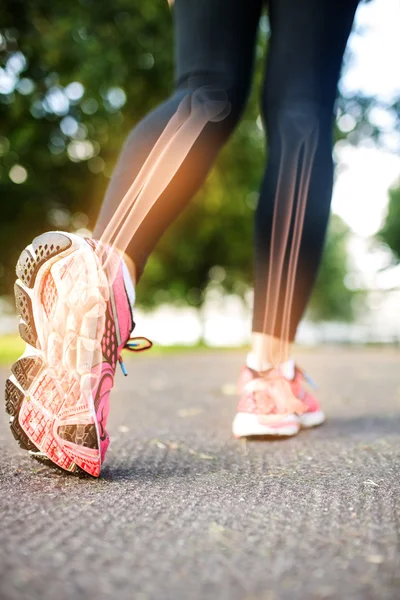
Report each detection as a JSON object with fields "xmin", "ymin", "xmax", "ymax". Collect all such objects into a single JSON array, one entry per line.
[{"xmin": 177, "ymin": 407, "xmax": 203, "ymax": 417}]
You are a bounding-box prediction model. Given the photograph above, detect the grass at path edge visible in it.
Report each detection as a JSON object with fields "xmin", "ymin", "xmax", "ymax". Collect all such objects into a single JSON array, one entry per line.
[{"xmin": 0, "ymin": 335, "xmax": 246, "ymax": 367}]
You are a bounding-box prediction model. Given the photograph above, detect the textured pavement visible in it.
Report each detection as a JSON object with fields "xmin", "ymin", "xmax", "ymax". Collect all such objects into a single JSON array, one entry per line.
[{"xmin": 1, "ymin": 347, "xmax": 400, "ymax": 600}]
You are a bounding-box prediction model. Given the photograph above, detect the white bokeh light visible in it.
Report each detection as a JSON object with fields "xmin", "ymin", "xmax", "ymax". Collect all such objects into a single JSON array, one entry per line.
[
  {"xmin": 9, "ymin": 165, "xmax": 28, "ymax": 184},
  {"xmin": 65, "ymin": 81, "xmax": 84, "ymax": 102}
]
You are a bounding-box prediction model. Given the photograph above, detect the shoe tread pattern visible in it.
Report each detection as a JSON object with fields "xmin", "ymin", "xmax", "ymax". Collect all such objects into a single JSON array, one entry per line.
[
  {"xmin": 16, "ymin": 232, "xmax": 71, "ymax": 289},
  {"xmin": 5, "ymin": 378, "xmax": 39, "ymax": 451},
  {"xmin": 11, "ymin": 356, "xmax": 43, "ymax": 391},
  {"xmin": 14, "ymin": 282, "xmax": 37, "ymax": 346},
  {"xmin": 58, "ymin": 424, "xmax": 98, "ymax": 449}
]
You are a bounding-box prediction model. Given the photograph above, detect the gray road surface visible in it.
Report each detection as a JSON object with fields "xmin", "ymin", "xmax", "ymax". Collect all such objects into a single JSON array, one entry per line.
[{"xmin": 1, "ymin": 347, "xmax": 400, "ymax": 600}]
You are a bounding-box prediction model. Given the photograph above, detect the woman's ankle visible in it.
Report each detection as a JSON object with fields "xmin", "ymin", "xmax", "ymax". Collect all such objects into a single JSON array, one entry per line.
[{"xmin": 250, "ymin": 332, "xmax": 292, "ymax": 371}]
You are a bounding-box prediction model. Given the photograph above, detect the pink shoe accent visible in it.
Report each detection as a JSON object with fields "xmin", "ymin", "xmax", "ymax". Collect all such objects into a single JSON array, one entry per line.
[
  {"xmin": 288, "ymin": 366, "xmax": 325, "ymax": 428},
  {"xmin": 290, "ymin": 369, "xmax": 320, "ymax": 413}
]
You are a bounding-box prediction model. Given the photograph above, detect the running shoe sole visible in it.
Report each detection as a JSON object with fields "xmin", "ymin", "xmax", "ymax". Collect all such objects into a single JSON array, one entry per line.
[{"xmin": 4, "ymin": 231, "xmax": 109, "ymax": 476}]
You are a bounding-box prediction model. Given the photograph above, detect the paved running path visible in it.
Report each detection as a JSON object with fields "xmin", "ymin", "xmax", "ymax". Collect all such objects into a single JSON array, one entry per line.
[{"xmin": 1, "ymin": 348, "xmax": 400, "ymax": 600}]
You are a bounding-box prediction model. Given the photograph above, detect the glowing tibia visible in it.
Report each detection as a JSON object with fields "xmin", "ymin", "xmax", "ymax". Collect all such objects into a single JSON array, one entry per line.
[{"xmin": 263, "ymin": 110, "xmax": 319, "ymax": 365}]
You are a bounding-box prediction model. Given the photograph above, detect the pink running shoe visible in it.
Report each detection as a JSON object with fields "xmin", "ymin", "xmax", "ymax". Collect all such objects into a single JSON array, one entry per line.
[
  {"xmin": 5, "ymin": 232, "xmax": 151, "ymax": 477},
  {"xmin": 232, "ymin": 364, "xmax": 324, "ymax": 438}
]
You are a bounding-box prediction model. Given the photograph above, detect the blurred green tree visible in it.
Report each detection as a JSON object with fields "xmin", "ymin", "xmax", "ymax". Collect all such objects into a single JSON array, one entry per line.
[
  {"xmin": 377, "ymin": 183, "xmax": 400, "ymax": 262},
  {"xmin": 307, "ymin": 214, "xmax": 355, "ymax": 322},
  {"xmin": 0, "ymin": 0, "xmax": 174, "ymax": 295},
  {"xmin": 0, "ymin": 1, "xmax": 377, "ymax": 323}
]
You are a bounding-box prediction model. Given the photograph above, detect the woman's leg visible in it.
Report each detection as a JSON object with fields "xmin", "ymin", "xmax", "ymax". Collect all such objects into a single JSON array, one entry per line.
[
  {"xmin": 251, "ymin": 0, "xmax": 360, "ymax": 368},
  {"xmin": 94, "ymin": 0, "xmax": 262, "ymax": 279}
]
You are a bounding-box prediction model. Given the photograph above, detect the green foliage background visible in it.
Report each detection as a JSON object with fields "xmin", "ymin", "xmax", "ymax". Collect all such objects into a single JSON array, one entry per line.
[
  {"xmin": 378, "ymin": 184, "xmax": 400, "ymax": 262},
  {"xmin": 0, "ymin": 0, "xmax": 374, "ymax": 323}
]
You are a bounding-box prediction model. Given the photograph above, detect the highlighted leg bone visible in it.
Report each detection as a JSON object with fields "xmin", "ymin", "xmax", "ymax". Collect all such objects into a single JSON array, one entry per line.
[
  {"xmin": 98, "ymin": 89, "xmax": 230, "ymax": 278},
  {"xmin": 263, "ymin": 110, "xmax": 319, "ymax": 366}
]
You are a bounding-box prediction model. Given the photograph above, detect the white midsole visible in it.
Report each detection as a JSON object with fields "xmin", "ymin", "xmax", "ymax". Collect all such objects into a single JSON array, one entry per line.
[
  {"xmin": 298, "ymin": 410, "xmax": 325, "ymax": 428},
  {"xmin": 232, "ymin": 412, "xmax": 300, "ymax": 438},
  {"xmin": 233, "ymin": 409, "xmax": 326, "ymax": 438}
]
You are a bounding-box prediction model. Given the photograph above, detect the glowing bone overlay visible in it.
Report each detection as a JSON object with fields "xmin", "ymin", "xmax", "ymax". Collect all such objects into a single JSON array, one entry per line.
[
  {"xmin": 98, "ymin": 91, "xmax": 319, "ymax": 367},
  {"xmin": 262, "ymin": 110, "xmax": 319, "ymax": 364},
  {"xmin": 98, "ymin": 88, "xmax": 230, "ymax": 272},
  {"xmin": 10, "ymin": 88, "xmax": 320, "ymax": 475}
]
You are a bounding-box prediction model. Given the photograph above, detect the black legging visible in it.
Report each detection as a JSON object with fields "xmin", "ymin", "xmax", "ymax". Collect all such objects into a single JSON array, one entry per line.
[{"xmin": 94, "ymin": 0, "xmax": 359, "ymax": 341}]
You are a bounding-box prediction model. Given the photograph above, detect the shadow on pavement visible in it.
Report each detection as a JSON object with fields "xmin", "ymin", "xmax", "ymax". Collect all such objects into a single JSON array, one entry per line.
[{"xmin": 306, "ymin": 414, "xmax": 400, "ymax": 439}]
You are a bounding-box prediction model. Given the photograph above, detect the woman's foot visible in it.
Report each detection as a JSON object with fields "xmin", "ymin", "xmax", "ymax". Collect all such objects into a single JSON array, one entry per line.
[
  {"xmin": 5, "ymin": 231, "xmax": 150, "ymax": 476},
  {"xmin": 232, "ymin": 362, "xmax": 325, "ymax": 438}
]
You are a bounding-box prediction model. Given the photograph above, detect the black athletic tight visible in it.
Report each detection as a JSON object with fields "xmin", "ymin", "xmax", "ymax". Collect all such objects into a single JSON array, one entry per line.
[{"xmin": 94, "ymin": 0, "xmax": 360, "ymax": 341}]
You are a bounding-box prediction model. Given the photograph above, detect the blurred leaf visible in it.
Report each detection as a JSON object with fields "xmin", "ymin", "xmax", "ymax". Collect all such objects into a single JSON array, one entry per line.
[{"xmin": 377, "ymin": 183, "xmax": 400, "ymax": 262}]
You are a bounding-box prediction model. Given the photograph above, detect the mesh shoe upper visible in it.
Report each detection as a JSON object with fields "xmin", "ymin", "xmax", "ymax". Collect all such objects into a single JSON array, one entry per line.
[
  {"xmin": 237, "ymin": 366, "xmax": 306, "ymax": 417},
  {"xmin": 237, "ymin": 362, "xmax": 322, "ymax": 418}
]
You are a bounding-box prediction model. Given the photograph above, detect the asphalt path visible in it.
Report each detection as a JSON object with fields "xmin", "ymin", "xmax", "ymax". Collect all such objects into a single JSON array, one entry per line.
[{"xmin": 1, "ymin": 347, "xmax": 400, "ymax": 600}]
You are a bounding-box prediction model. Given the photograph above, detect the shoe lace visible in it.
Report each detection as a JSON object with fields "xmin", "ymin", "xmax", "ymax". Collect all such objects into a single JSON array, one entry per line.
[
  {"xmin": 294, "ymin": 365, "xmax": 318, "ymax": 390},
  {"xmin": 118, "ymin": 336, "xmax": 153, "ymax": 376}
]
